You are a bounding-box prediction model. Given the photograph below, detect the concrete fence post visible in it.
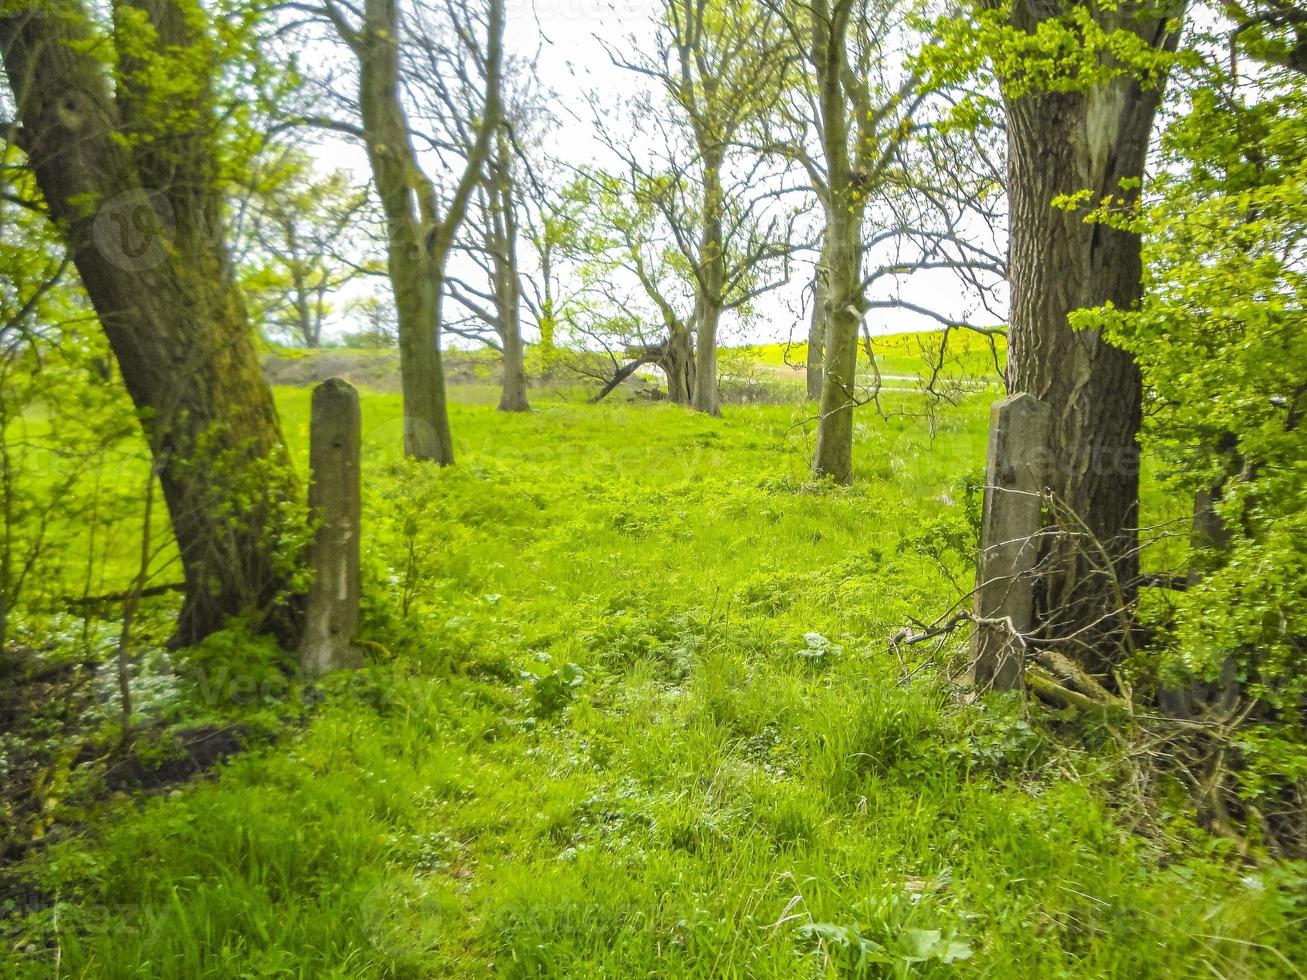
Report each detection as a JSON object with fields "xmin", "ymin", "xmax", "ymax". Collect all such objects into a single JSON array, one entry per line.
[
  {"xmin": 300, "ymin": 378, "xmax": 362, "ymax": 678},
  {"xmin": 971, "ymin": 392, "xmax": 1052, "ymax": 690}
]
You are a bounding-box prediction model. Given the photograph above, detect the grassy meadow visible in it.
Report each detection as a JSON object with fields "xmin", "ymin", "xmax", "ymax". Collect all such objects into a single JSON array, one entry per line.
[{"xmin": 2, "ymin": 369, "xmax": 1303, "ymax": 978}]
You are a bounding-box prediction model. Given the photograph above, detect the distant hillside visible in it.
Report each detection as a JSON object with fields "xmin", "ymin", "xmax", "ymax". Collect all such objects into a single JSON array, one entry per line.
[
  {"xmin": 261, "ymin": 328, "xmax": 1006, "ymax": 396},
  {"xmin": 260, "ymin": 347, "xmax": 499, "ymax": 392}
]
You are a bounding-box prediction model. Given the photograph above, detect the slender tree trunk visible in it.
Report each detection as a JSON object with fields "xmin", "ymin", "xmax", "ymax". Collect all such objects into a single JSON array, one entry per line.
[
  {"xmin": 290, "ymin": 263, "xmax": 316, "ymax": 349},
  {"xmin": 807, "ymin": 232, "xmax": 829, "ymax": 401},
  {"xmin": 813, "ymin": 205, "xmax": 862, "ymax": 484},
  {"xmin": 490, "ymin": 128, "xmax": 529, "ymax": 412},
  {"xmin": 996, "ymin": 1, "xmax": 1182, "ymax": 664},
  {"xmin": 810, "ymin": 2, "xmax": 866, "ymax": 485},
  {"xmin": 1, "ymin": 0, "xmax": 304, "ymax": 645},
  {"xmin": 359, "ymin": 0, "xmax": 453, "ymax": 463},
  {"xmin": 536, "ymin": 240, "xmax": 558, "ymax": 369},
  {"xmin": 691, "ymin": 149, "xmax": 725, "ymax": 417}
]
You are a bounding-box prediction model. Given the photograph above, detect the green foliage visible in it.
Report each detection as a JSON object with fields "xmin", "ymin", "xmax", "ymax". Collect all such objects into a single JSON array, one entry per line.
[
  {"xmin": 0, "ymin": 150, "xmax": 144, "ymax": 644},
  {"xmin": 1072, "ymin": 37, "xmax": 1307, "ymax": 736},
  {"xmin": 526, "ymin": 660, "xmax": 586, "ymax": 717},
  {"xmin": 920, "ymin": 0, "xmax": 1186, "ymax": 103}
]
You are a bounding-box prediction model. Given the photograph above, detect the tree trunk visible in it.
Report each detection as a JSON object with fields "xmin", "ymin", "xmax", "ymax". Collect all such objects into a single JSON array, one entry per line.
[
  {"xmin": 591, "ymin": 350, "xmax": 657, "ymax": 403},
  {"xmin": 807, "ymin": 233, "xmax": 829, "ymax": 401},
  {"xmin": 490, "ymin": 128, "xmax": 529, "ymax": 412},
  {"xmin": 997, "ymin": 2, "xmax": 1182, "ymax": 665},
  {"xmin": 359, "ymin": 0, "xmax": 454, "ymax": 463},
  {"xmin": 2, "ymin": 0, "xmax": 304, "ymax": 645},
  {"xmin": 691, "ymin": 149, "xmax": 725, "ymax": 417},
  {"xmin": 812, "ymin": 205, "xmax": 862, "ymax": 484},
  {"xmin": 498, "ymin": 318, "xmax": 529, "ymax": 412},
  {"xmin": 810, "ymin": 4, "xmax": 865, "ymax": 485},
  {"xmin": 692, "ymin": 295, "xmax": 722, "ymax": 416},
  {"xmin": 662, "ymin": 323, "xmax": 696, "ymax": 405}
]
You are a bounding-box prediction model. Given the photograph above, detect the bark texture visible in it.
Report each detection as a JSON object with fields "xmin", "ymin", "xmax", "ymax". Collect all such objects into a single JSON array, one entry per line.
[
  {"xmin": 2, "ymin": 0, "xmax": 303, "ymax": 645},
  {"xmin": 994, "ymin": 0, "xmax": 1183, "ymax": 664},
  {"xmin": 691, "ymin": 147, "xmax": 725, "ymax": 417},
  {"xmin": 488, "ymin": 126, "xmax": 529, "ymax": 412},
  {"xmin": 358, "ymin": 0, "xmax": 453, "ymax": 463},
  {"xmin": 810, "ymin": 2, "xmax": 865, "ymax": 485},
  {"xmin": 664, "ymin": 323, "xmax": 696, "ymax": 405},
  {"xmin": 806, "ymin": 236, "xmax": 828, "ymax": 401}
]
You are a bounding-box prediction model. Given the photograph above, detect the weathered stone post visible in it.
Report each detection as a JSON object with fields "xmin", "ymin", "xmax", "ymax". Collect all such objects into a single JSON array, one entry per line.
[
  {"xmin": 971, "ymin": 393, "xmax": 1052, "ymax": 690},
  {"xmin": 300, "ymin": 378, "xmax": 362, "ymax": 678}
]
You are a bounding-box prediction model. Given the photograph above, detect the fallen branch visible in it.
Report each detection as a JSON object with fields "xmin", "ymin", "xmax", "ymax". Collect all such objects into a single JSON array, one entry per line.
[
  {"xmin": 65, "ymin": 582, "xmax": 185, "ymax": 609},
  {"xmin": 1025, "ymin": 666, "xmax": 1112, "ymax": 712},
  {"xmin": 1028, "ymin": 650, "xmax": 1131, "ymax": 713},
  {"xmin": 890, "ymin": 612, "xmax": 971, "ymax": 650},
  {"xmin": 1140, "ymin": 573, "xmax": 1188, "ymax": 592},
  {"xmin": 590, "ymin": 350, "xmax": 659, "ymax": 404}
]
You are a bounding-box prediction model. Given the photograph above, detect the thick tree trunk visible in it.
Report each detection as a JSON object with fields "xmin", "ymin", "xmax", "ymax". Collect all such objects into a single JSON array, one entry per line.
[
  {"xmin": 998, "ymin": 2, "xmax": 1182, "ymax": 664},
  {"xmin": 498, "ymin": 323, "xmax": 529, "ymax": 411},
  {"xmin": 360, "ymin": 0, "xmax": 454, "ymax": 463},
  {"xmin": 2, "ymin": 0, "xmax": 303, "ymax": 645},
  {"xmin": 692, "ymin": 296, "xmax": 722, "ymax": 416}
]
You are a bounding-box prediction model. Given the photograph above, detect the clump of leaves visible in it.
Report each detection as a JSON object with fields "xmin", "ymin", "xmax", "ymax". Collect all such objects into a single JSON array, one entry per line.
[
  {"xmin": 796, "ymin": 631, "xmax": 841, "ymax": 670},
  {"xmin": 798, "ymin": 919, "xmax": 973, "ymax": 972},
  {"xmin": 528, "ymin": 662, "xmax": 585, "ymax": 717}
]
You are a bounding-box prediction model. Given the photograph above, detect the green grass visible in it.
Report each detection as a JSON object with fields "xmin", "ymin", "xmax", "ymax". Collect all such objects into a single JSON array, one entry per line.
[{"xmin": 4, "ymin": 388, "xmax": 1303, "ymax": 978}]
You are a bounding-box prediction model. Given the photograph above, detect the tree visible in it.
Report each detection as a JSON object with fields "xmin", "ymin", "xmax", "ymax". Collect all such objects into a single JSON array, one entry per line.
[
  {"xmin": 445, "ymin": 70, "xmax": 535, "ymax": 412},
  {"xmin": 555, "ymin": 167, "xmax": 711, "ymax": 404},
  {"xmin": 1, "ymin": 0, "xmax": 305, "ymax": 645},
  {"xmin": 1221, "ymin": 0, "xmax": 1307, "ymax": 75},
  {"xmin": 484, "ymin": 125, "xmax": 529, "ymax": 412},
  {"xmin": 611, "ymin": 0, "xmax": 794, "ymax": 415},
  {"xmin": 237, "ymin": 156, "xmax": 376, "ymax": 348},
  {"xmin": 341, "ymin": 294, "xmax": 399, "ymax": 349},
  {"xmin": 521, "ymin": 172, "xmax": 591, "ymax": 369},
  {"xmin": 764, "ymin": 0, "xmax": 925, "ymax": 482},
  {"xmin": 1085, "ymin": 9, "xmax": 1305, "ymax": 717},
  {"xmin": 969, "ymin": 0, "xmax": 1185, "ymax": 664},
  {"xmin": 306, "ymin": 0, "xmax": 504, "ymax": 463}
]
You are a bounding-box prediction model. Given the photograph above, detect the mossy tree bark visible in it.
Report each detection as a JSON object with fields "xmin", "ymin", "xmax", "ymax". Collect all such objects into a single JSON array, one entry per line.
[
  {"xmin": 2, "ymin": 0, "xmax": 304, "ymax": 646},
  {"xmin": 985, "ymin": 0, "xmax": 1183, "ymax": 665}
]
